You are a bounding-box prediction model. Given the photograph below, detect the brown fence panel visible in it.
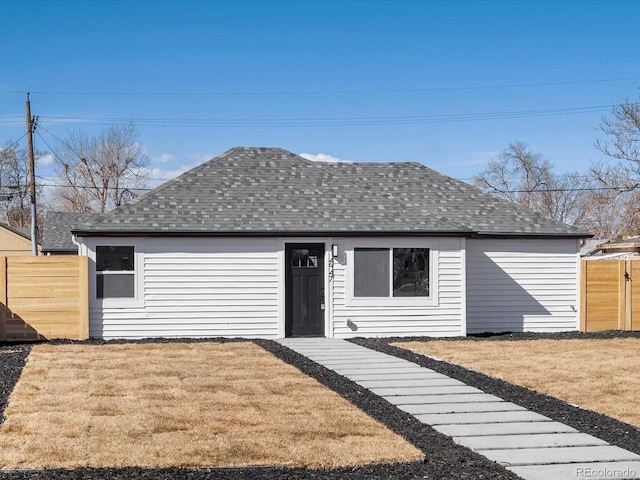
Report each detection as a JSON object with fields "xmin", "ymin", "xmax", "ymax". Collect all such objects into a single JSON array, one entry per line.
[
  {"xmin": 0, "ymin": 256, "xmax": 88, "ymax": 341},
  {"xmin": 581, "ymin": 259, "xmax": 640, "ymax": 332}
]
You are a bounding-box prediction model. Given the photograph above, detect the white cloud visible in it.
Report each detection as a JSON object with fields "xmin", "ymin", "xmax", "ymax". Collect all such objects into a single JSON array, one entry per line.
[
  {"xmin": 299, "ymin": 152, "xmax": 352, "ymax": 163},
  {"xmin": 187, "ymin": 153, "xmax": 216, "ymax": 164},
  {"xmin": 429, "ymin": 150, "xmax": 499, "ymax": 171},
  {"xmin": 152, "ymin": 153, "xmax": 174, "ymax": 164},
  {"xmin": 37, "ymin": 153, "xmax": 55, "ymax": 166},
  {"xmin": 145, "ymin": 165, "xmax": 196, "ymax": 188}
]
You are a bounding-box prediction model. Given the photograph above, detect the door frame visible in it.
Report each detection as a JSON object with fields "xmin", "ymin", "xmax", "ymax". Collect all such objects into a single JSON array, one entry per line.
[{"xmin": 278, "ymin": 238, "xmax": 333, "ymax": 338}]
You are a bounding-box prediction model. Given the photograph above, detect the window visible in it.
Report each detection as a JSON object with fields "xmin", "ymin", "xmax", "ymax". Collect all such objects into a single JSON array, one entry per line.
[
  {"xmin": 393, "ymin": 248, "xmax": 429, "ymax": 297},
  {"xmin": 291, "ymin": 248, "xmax": 319, "ymax": 268},
  {"xmin": 96, "ymin": 246, "xmax": 135, "ymax": 298},
  {"xmin": 354, "ymin": 247, "xmax": 430, "ymax": 298},
  {"xmin": 354, "ymin": 248, "xmax": 389, "ymax": 296}
]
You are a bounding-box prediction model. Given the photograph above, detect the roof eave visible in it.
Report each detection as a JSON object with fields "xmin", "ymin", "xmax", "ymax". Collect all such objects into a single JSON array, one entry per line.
[
  {"xmin": 472, "ymin": 231, "xmax": 593, "ymax": 240},
  {"xmin": 72, "ymin": 229, "xmax": 476, "ymax": 238}
]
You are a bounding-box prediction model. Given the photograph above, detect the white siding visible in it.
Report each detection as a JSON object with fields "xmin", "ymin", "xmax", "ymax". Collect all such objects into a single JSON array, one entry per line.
[
  {"xmin": 87, "ymin": 238, "xmax": 280, "ymax": 339},
  {"xmin": 466, "ymin": 238, "xmax": 580, "ymax": 334},
  {"xmin": 331, "ymin": 238, "xmax": 465, "ymax": 338}
]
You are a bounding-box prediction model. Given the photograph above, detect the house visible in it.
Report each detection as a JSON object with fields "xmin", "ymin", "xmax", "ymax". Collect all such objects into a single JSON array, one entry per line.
[
  {"xmin": 42, "ymin": 212, "xmax": 104, "ymax": 255},
  {"xmin": 0, "ymin": 222, "xmax": 39, "ymax": 255},
  {"xmin": 72, "ymin": 147, "xmax": 589, "ymax": 340}
]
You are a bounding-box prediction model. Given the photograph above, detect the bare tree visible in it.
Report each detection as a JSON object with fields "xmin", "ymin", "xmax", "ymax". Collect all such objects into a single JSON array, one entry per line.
[
  {"xmin": 474, "ymin": 141, "xmax": 590, "ymax": 226},
  {"xmin": 0, "ymin": 141, "xmax": 46, "ymax": 230},
  {"xmin": 474, "ymin": 141, "xmax": 551, "ymax": 210},
  {"xmin": 590, "ymin": 98, "xmax": 640, "ymax": 237},
  {"xmin": 53, "ymin": 124, "xmax": 149, "ymax": 213},
  {"xmin": 596, "ymin": 98, "xmax": 640, "ymax": 170},
  {"xmin": 577, "ymin": 187, "xmax": 640, "ymax": 239}
]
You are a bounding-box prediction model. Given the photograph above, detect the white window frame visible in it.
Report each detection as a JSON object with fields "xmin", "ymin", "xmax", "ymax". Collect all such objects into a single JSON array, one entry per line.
[
  {"xmin": 89, "ymin": 239, "xmax": 144, "ymax": 308},
  {"xmin": 345, "ymin": 239, "xmax": 439, "ymax": 307}
]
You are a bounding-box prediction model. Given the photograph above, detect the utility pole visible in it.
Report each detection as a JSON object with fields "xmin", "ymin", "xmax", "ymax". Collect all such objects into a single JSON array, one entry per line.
[{"xmin": 25, "ymin": 93, "xmax": 38, "ymax": 256}]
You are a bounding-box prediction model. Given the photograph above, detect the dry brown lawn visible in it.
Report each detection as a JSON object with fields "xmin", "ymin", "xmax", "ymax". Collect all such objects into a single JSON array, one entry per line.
[
  {"xmin": 0, "ymin": 342, "xmax": 422, "ymax": 470},
  {"xmin": 395, "ymin": 338, "xmax": 640, "ymax": 428}
]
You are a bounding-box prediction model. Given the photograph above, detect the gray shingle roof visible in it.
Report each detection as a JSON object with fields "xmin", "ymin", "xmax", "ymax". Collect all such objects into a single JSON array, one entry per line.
[
  {"xmin": 42, "ymin": 212, "xmax": 104, "ymax": 253},
  {"xmin": 73, "ymin": 147, "xmax": 588, "ymax": 238}
]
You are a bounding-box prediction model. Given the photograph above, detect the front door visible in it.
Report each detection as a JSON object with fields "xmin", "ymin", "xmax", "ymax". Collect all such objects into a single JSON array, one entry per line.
[{"xmin": 285, "ymin": 243, "xmax": 325, "ymax": 337}]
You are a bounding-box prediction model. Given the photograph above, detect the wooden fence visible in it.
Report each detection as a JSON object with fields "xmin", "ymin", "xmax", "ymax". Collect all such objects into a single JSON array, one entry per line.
[
  {"xmin": 581, "ymin": 259, "xmax": 640, "ymax": 332},
  {"xmin": 0, "ymin": 256, "xmax": 88, "ymax": 341}
]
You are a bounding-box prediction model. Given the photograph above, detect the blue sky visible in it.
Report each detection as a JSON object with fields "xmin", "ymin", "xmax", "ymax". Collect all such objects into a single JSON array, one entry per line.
[{"xmin": 1, "ymin": 0, "xmax": 639, "ymax": 187}]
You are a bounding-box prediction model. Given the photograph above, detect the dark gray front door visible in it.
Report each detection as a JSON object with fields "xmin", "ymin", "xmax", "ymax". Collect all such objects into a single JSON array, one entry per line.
[{"xmin": 285, "ymin": 244, "xmax": 325, "ymax": 337}]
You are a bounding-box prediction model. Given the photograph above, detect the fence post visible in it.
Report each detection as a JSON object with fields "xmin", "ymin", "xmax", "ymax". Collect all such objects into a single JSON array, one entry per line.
[
  {"xmin": 78, "ymin": 256, "xmax": 89, "ymax": 340},
  {"xmin": 580, "ymin": 260, "xmax": 587, "ymax": 332},
  {"xmin": 0, "ymin": 257, "xmax": 7, "ymax": 341},
  {"xmin": 624, "ymin": 260, "xmax": 633, "ymax": 331},
  {"xmin": 618, "ymin": 260, "xmax": 627, "ymax": 330}
]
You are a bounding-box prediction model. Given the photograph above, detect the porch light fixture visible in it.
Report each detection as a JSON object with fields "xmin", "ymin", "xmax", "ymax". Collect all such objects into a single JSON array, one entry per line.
[{"xmin": 332, "ymin": 244, "xmax": 339, "ymax": 258}]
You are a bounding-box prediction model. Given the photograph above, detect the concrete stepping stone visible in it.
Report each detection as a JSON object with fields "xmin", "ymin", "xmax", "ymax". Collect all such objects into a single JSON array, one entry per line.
[
  {"xmin": 484, "ymin": 445, "xmax": 640, "ymax": 466},
  {"xmin": 357, "ymin": 378, "xmax": 466, "ymax": 389},
  {"xmin": 371, "ymin": 385, "xmax": 484, "ymax": 396},
  {"xmin": 416, "ymin": 410, "xmax": 553, "ymax": 426},
  {"xmin": 319, "ymin": 359, "xmax": 410, "ymax": 367},
  {"xmin": 455, "ymin": 432, "xmax": 608, "ymax": 451},
  {"xmin": 508, "ymin": 461, "xmax": 640, "ymax": 480},
  {"xmin": 385, "ymin": 393, "xmax": 505, "ymax": 405},
  {"xmin": 345, "ymin": 371, "xmax": 446, "ymax": 381},
  {"xmin": 436, "ymin": 421, "xmax": 578, "ymax": 437},
  {"xmin": 331, "ymin": 366, "xmax": 428, "ymax": 375},
  {"xmin": 399, "ymin": 401, "xmax": 526, "ymax": 415},
  {"xmin": 327, "ymin": 361, "xmax": 419, "ymax": 370}
]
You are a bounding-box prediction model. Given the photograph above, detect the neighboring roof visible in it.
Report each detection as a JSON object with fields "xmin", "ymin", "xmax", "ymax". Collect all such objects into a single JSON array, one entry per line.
[
  {"xmin": 0, "ymin": 222, "xmax": 32, "ymax": 241},
  {"xmin": 580, "ymin": 238, "xmax": 605, "ymax": 257},
  {"xmin": 73, "ymin": 147, "xmax": 589, "ymax": 239},
  {"xmin": 42, "ymin": 212, "xmax": 104, "ymax": 253},
  {"xmin": 599, "ymin": 236, "xmax": 640, "ymax": 254}
]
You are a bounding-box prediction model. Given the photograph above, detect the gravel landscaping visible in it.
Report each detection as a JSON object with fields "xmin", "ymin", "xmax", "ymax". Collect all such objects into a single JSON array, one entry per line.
[
  {"xmin": 351, "ymin": 330, "xmax": 640, "ymax": 457},
  {"xmin": 0, "ymin": 343, "xmax": 31, "ymax": 427}
]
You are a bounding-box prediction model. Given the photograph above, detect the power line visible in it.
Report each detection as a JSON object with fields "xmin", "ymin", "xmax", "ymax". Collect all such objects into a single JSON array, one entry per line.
[
  {"xmin": 36, "ymin": 104, "xmax": 614, "ymax": 128},
  {"xmin": 0, "ymin": 133, "xmax": 28, "ymax": 158}
]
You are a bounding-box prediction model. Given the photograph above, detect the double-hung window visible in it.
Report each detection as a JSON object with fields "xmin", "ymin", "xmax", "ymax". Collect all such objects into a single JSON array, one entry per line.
[
  {"xmin": 96, "ymin": 246, "xmax": 135, "ymax": 298},
  {"xmin": 353, "ymin": 247, "xmax": 430, "ymax": 298}
]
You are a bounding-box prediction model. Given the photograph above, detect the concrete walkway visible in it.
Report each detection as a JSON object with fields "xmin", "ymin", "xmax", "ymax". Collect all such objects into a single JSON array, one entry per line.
[{"xmin": 278, "ymin": 338, "xmax": 640, "ymax": 480}]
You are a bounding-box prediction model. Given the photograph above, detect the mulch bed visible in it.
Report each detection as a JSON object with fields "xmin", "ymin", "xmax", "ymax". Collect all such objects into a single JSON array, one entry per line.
[{"xmin": 4, "ymin": 330, "xmax": 640, "ymax": 479}]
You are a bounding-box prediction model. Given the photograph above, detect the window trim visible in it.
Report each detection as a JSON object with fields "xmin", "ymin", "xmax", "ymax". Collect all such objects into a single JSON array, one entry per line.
[
  {"xmin": 90, "ymin": 240, "xmax": 143, "ymax": 307},
  {"xmin": 345, "ymin": 239, "xmax": 439, "ymax": 307}
]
